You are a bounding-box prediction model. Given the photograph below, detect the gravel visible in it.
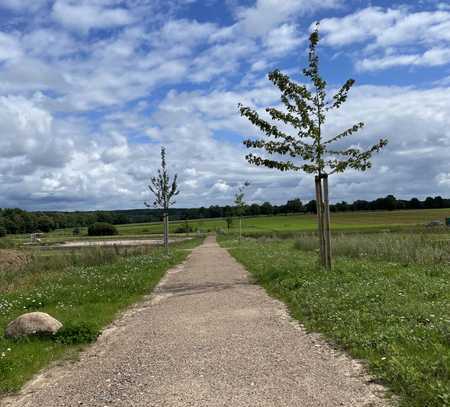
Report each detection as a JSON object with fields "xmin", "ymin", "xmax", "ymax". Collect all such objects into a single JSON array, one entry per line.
[{"xmin": 2, "ymin": 236, "xmax": 388, "ymax": 407}]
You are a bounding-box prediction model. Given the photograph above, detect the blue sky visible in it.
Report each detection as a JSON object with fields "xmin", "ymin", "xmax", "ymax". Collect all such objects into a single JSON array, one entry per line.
[{"xmin": 0, "ymin": 0, "xmax": 449, "ymax": 210}]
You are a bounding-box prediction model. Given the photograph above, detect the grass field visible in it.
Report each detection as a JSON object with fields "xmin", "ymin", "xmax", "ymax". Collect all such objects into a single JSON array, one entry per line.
[
  {"xmin": 0, "ymin": 237, "xmax": 202, "ymax": 395},
  {"xmin": 220, "ymin": 233, "xmax": 450, "ymax": 406},
  {"xmin": 5, "ymin": 208, "xmax": 450, "ymax": 247}
]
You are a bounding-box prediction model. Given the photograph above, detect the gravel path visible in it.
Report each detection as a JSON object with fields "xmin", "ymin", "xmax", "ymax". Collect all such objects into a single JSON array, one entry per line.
[
  {"xmin": 2, "ymin": 236, "xmax": 387, "ymax": 407},
  {"xmin": 53, "ymin": 238, "xmax": 189, "ymax": 248}
]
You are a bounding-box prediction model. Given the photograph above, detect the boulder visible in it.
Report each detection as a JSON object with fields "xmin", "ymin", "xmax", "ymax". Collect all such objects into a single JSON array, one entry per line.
[{"xmin": 5, "ymin": 312, "xmax": 62, "ymax": 338}]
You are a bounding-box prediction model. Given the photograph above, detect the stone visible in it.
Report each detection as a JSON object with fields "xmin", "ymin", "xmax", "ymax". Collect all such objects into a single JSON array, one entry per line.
[{"xmin": 5, "ymin": 312, "xmax": 62, "ymax": 338}]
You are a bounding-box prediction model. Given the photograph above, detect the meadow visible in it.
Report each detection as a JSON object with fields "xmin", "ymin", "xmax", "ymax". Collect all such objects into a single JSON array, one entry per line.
[
  {"xmin": 5, "ymin": 208, "xmax": 450, "ymax": 247},
  {"xmin": 219, "ymin": 233, "xmax": 450, "ymax": 407},
  {"xmin": 0, "ymin": 238, "xmax": 202, "ymax": 394}
]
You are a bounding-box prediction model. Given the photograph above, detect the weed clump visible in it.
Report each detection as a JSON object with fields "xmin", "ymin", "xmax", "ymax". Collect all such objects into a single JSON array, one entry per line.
[{"xmin": 54, "ymin": 323, "xmax": 100, "ymax": 345}]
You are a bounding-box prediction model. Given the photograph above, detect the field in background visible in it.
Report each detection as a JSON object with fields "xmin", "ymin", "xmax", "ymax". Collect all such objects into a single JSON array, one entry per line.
[{"xmin": 5, "ymin": 208, "xmax": 450, "ymax": 247}]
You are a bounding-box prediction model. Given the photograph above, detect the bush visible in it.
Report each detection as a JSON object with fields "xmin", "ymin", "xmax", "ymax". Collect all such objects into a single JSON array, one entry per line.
[
  {"xmin": 0, "ymin": 227, "xmax": 6, "ymax": 238},
  {"xmin": 175, "ymin": 221, "xmax": 195, "ymax": 234},
  {"xmin": 72, "ymin": 227, "xmax": 81, "ymax": 236},
  {"xmin": 54, "ymin": 323, "xmax": 100, "ymax": 345},
  {"xmin": 87, "ymin": 222, "xmax": 118, "ymax": 236}
]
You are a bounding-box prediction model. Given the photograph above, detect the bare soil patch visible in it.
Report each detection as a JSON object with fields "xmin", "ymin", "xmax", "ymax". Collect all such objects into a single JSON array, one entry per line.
[
  {"xmin": 0, "ymin": 250, "xmax": 29, "ymax": 271},
  {"xmin": 47, "ymin": 237, "xmax": 191, "ymax": 249}
]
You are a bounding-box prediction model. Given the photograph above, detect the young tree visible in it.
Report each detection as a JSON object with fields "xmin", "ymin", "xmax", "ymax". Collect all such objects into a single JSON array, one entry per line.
[
  {"xmin": 238, "ymin": 24, "xmax": 387, "ymax": 270},
  {"xmin": 234, "ymin": 181, "xmax": 250, "ymax": 243},
  {"xmin": 145, "ymin": 147, "xmax": 179, "ymax": 253}
]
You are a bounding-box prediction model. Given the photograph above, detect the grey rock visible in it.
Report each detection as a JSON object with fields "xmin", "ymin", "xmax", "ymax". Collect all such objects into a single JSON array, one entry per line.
[{"xmin": 5, "ymin": 312, "xmax": 62, "ymax": 338}]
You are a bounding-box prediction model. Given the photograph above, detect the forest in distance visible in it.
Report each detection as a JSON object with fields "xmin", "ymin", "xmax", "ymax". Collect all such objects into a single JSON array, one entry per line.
[{"xmin": 1, "ymin": 194, "xmax": 449, "ymax": 235}]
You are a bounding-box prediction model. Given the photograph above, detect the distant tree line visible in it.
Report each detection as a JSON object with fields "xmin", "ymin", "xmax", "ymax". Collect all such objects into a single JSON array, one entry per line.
[{"xmin": 0, "ymin": 195, "xmax": 449, "ymax": 235}]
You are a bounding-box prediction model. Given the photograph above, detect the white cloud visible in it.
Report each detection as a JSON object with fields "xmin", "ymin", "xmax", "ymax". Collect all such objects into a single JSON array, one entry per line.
[
  {"xmin": 357, "ymin": 47, "xmax": 450, "ymax": 71},
  {"xmin": 320, "ymin": 7, "xmax": 450, "ymax": 48},
  {"xmin": 0, "ymin": 96, "xmax": 74, "ymax": 171},
  {"xmin": 320, "ymin": 6, "xmax": 450, "ymax": 71},
  {"xmin": 52, "ymin": 1, "xmax": 135, "ymax": 33},
  {"xmin": 264, "ymin": 24, "xmax": 305, "ymax": 56},
  {"xmin": 320, "ymin": 7, "xmax": 401, "ymax": 47},
  {"xmin": 0, "ymin": 32, "xmax": 23, "ymax": 61},
  {"xmin": 237, "ymin": 0, "xmax": 340, "ymax": 37},
  {"xmin": 101, "ymin": 133, "xmax": 130, "ymax": 163},
  {"xmin": 2, "ymin": 82, "xmax": 450, "ymax": 210},
  {"xmin": 0, "ymin": 0, "xmax": 48, "ymax": 12},
  {"xmin": 212, "ymin": 180, "xmax": 231, "ymax": 193},
  {"xmin": 156, "ymin": 19, "xmax": 218, "ymax": 46},
  {"xmin": 22, "ymin": 28, "xmax": 80, "ymax": 58},
  {"xmin": 0, "ymin": 96, "xmax": 52, "ymax": 158}
]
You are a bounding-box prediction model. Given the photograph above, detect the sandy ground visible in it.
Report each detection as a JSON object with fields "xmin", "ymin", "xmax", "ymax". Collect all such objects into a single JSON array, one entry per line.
[
  {"xmin": 2, "ymin": 235, "xmax": 387, "ymax": 407},
  {"xmin": 0, "ymin": 250, "xmax": 29, "ymax": 271},
  {"xmin": 52, "ymin": 238, "xmax": 189, "ymax": 248}
]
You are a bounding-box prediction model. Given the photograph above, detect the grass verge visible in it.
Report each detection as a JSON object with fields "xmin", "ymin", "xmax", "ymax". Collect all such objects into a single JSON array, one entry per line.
[
  {"xmin": 0, "ymin": 238, "xmax": 202, "ymax": 395},
  {"xmin": 219, "ymin": 235, "xmax": 450, "ymax": 407}
]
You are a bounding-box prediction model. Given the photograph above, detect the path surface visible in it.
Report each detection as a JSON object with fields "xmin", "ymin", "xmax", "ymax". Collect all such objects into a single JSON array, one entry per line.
[
  {"xmin": 52, "ymin": 237, "xmax": 189, "ymax": 248},
  {"xmin": 2, "ymin": 236, "xmax": 386, "ymax": 407}
]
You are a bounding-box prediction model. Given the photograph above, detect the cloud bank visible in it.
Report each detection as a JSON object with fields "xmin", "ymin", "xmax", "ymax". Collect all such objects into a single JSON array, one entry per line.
[{"xmin": 0, "ymin": 0, "xmax": 449, "ymax": 210}]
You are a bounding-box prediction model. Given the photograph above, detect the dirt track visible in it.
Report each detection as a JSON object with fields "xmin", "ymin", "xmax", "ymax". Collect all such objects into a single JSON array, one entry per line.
[
  {"xmin": 53, "ymin": 238, "xmax": 189, "ymax": 248},
  {"xmin": 0, "ymin": 250, "xmax": 28, "ymax": 271},
  {"xmin": 2, "ymin": 235, "xmax": 387, "ymax": 406}
]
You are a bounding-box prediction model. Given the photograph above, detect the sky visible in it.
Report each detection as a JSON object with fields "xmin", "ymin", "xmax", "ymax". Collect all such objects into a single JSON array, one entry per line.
[{"xmin": 0, "ymin": 0, "xmax": 449, "ymax": 210}]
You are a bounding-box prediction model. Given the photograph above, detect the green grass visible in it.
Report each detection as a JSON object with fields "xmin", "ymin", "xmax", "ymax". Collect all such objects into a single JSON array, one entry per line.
[
  {"xmin": 7, "ymin": 208, "xmax": 450, "ymax": 246},
  {"xmin": 0, "ymin": 238, "xmax": 202, "ymax": 395},
  {"xmin": 220, "ymin": 234, "xmax": 450, "ymax": 406},
  {"xmin": 101, "ymin": 208, "xmax": 450, "ymax": 235}
]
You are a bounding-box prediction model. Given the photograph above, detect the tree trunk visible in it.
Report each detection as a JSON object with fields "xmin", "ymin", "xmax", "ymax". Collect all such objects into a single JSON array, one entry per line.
[
  {"xmin": 323, "ymin": 174, "xmax": 332, "ymax": 271},
  {"xmin": 315, "ymin": 176, "xmax": 326, "ymax": 267},
  {"xmin": 239, "ymin": 216, "xmax": 242, "ymax": 244},
  {"xmin": 163, "ymin": 211, "xmax": 169, "ymax": 253}
]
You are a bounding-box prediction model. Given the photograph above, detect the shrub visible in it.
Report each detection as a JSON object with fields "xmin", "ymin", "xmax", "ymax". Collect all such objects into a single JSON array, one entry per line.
[
  {"xmin": 72, "ymin": 227, "xmax": 81, "ymax": 236},
  {"xmin": 0, "ymin": 227, "xmax": 6, "ymax": 238},
  {"xmin": 175, "ymin": 221, "xmax": 194, "ymax": 234},
  {"xmin": 54, "ymin": 323, "xmax": 100, "ymax": 345},
  {"xmin": 87, "ymin": 222, "xmax": 118, "ymax": 236}
]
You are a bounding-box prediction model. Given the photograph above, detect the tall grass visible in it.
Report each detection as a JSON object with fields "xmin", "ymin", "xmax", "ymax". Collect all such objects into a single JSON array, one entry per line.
[
  {"xmin": 0, "ymin": 245, "xmax": 170, "ymax": 295},
  {"xmin": 0, "ymin": 238, "xmax": 16, "ymax": 250},
  {"xmin": 294, "ymin": 232, "xmax": 450, "ymax": 264}
]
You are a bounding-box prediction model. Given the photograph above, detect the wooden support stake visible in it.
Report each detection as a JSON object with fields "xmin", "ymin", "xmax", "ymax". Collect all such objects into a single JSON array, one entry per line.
[
  {"xmin": 163, "ymin": 211, "xmax": 169, "ymax": 253},
  {"xmin": 239, "ymin": 216, "xmax": 242, "ymax": 244},
  {"xmin": 323, "ymin": 174, "xmax": 332, "ymax": 271},
  {"xmin": 315, "ymin": 176, "xmax": 326, "ymax": 267}
]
